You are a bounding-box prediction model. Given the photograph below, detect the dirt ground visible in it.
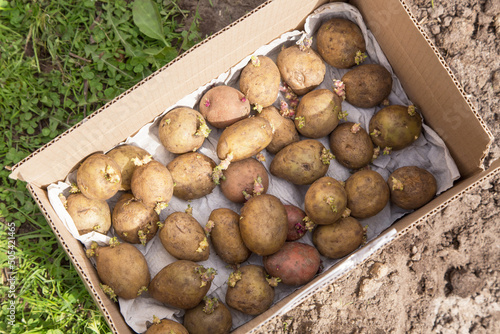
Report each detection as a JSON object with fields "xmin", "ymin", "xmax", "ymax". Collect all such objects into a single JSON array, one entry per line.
[{"xmin": 178, "ymin": 0, "xmax": 500, "ymax": 333}]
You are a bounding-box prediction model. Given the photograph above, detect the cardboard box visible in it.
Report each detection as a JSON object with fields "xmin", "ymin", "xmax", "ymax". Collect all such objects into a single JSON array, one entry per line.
[{"xmin": 10, "ymin": 0, "xmax": 494, "ymax": 333}]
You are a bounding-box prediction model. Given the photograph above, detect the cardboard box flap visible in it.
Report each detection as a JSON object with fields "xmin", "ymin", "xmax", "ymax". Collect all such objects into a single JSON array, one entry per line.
[
  {"xmin": 27, "ymin": 184, "xmax": 134, "ymax": 333},
  {"xmin": 351, "ymin": 0, "xmax": 493, "ymax": 177},
  {"xmin": 9, "ymin": 0, "xmax": 329, "ymax": 187}
]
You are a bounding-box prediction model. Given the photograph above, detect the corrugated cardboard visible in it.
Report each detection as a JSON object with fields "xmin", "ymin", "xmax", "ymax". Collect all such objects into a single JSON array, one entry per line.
[{"xmin": 10, "ymin": 0, "xmax": 494, "ymax": 333}]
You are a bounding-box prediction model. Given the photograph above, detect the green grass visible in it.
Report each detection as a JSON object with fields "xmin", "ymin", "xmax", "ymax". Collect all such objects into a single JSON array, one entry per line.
[{"xmin": 0, "ymin": 0, "xmax": 201, "ymax": 332}]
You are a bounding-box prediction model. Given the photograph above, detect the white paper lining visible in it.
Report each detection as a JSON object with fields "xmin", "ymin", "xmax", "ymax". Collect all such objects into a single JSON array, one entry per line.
[{"xmin": 46, "ymin": 3, "xmax": 460, "ymax": 333}]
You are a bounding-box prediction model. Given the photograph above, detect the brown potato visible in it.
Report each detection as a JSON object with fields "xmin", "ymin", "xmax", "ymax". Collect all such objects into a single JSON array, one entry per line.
[
  {"xmin": 263, "ymin": 242, "xmax": 321, "ymax": 286},
  {"xmin": 88, "ymin": 239, "xmax": 150, "ymax": 300},
  {"xmin": 239, "ymin": 194, "xmax": 288, "ymax": 256},
  {"xmin": 158, "ymin": 107, "xmax": 210, "ymax": 154},
  {"xmin": 277, "ymin": 45, "xmax": 326, "ymax": 95},
  {"xmin": 65, "ymin": 193, "xmax": 111, "ymax": 235},
  {"xmin": 106, "ymin": 145, "xmax": 150, "ymax": 191},
  {"xmin": 257, "ymin": 106, "xmax": 299, "ymax": 154},
  {"xmin": 270, "ymin": 139, "xmax": 334, "ymax": 185},
  {"xmin": 149, "ymin": 260, "xmax": 215, "ymax": 309},
  {"xmin": 239, "ymin": 55, "xmax": 280, "ymax": 109},
  {"xmin": 312, "ymin": 217, "xmax": 364, "ymax": 259},
  {"xmin": 316, "ymin": 17, "xmax": 366, "ymax": 69},
  {"xmin": 207, "ymin": 208, "xmax": 251, "ymax": 265},
  {"xmin": 111, "ymin": 193, "xmax": 159, "ymax": 245},
  {"xmin": 304, "ymin": 176, "xmax": 347, "ymax": 225},
  {"xmin": 294, "ymin": 89, "xmax": 341, "ymax": 138},
  {"xmin": 199, "ymin": 85, "xmax": 251, "ymax": 129},
  {"xmin": 345, "ymin": 169, "xmax": 390, "ymax": 219},
  {"xmin": 369, "ymin": 104, "xmax": 423, "ymax": 152},
  {"xmin": 216, "ymin": 117, "xmax": 273, "ymax": 162},
  {"xmin": 342, "ymin": 63, "xmax": 393, "ymax": 108},
  {"xmin": 145, "ymin": 319, "xmax": 189, "ymax": 334},
  {"xmin": 76, "ymin": 153, "xmax": 121, "ymax": 201},
  {"xmin": 225, "ymin": 265, "xmax": 275, "ymax": 315},
  {"xmin": 167, "ymin": 152, "xmax": 216, "ymax": 201},
  {"xmin": 388, "ymin": 166, "xmax": 437, "ymax": 210},
  {"xmin": 329, "ymin": 122, "xmax": 374, "ymax": 169},
  {"xmin": 130, "ymin": 158, "xmax": 174, "ymax": 213},
  {"xmin": 220, "ymin": 158, "xmax": 269, "ymax": 203},
  {"xmin": 159, "ymin": 211, "xmax": 209, "ymax": 262},
  {"xmin": 183, "ymin": 297, "xmax": 232, "ymax": 334}
]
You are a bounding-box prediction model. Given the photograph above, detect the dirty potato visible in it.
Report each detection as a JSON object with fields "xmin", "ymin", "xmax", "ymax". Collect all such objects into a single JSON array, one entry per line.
[
  {"xmin": 216, "ymin": 117, "xmax": 273, "ymax": 162},
  {"xmin": 316, "ymin": 17, "xmax": 367, "ymax": 69},
  {"xmin": 167, "ymin": 152, "xmax": 216, "ymax": 201},
  {"xmin": 270, "ymin": 139, "xmax": 334, "ymax": 185},
  {"xmin": 277, "ymin": 44, "xmax": 326, "ymax": 96},
  {"xmin": 158, "ymin": 107, "xmax": 211, "ymax": 154},
  {"xmin": 239, "ymin": 55, "xmax": 281, "ymax": 109},
  {"xmin": 312, "ymin": 216, "xmax": 364, "ymax": 259},
  {"xmin": 304, "ymin": 176, "xmax": 348, "ymax": 225},
  {"xmin": 159, "ymin": 211, "xmax": 209, "ymax": 262},
  {"xmin": 220, "ymin": 158, "xmax": 269, "ymax": 203},
  {"xmin": 342, "ymin": 63, "xmax": 393, "ymax": 108},
  {"xmin": 106, "ymin": 144, "xmax": 150, "ymax": 191},
  {"xmin": 207, "ymin": 208, "xmax": 251, "ymax": 265},
  {"xmin": 294, "ymin": 89, "xmax": 341, "ymax": 138},
  {"xmin": 388, "ymin": 166, "xmax": 437, "ymax": 210},
  {"xmin": 257, "ymin": 106, "xmax": 300, "ymax": 154}
]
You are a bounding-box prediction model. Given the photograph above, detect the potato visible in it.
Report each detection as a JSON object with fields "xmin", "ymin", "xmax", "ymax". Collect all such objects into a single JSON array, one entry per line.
[
  {"xmin": 199, "ymin": 85, "xmax": 251, "ymax": 129},
  {"xmin": 239, "ymin": 194, "xmax": 288, "ymax": 256},
  {"xmin": 257, "ymin": 106, "xmax": 300, "ymax": 154},
  {"xmin": 106, "ymin": 144, "xmax": 150, "ymax": 191},
  {"xmin": 239, "ymin": 55, "xmax": 280, "ymax": 109},
  {"xmin": 159, "ymin": 211, "xmax": 209, "ymax": 262},
  {"xmin": 149, "ymin": 260, "xmax": 216, "ymax": 309},
  {"xmin": 284, "ymin": 205, "xmax": 307, "ymax": 241},
  {"xmin": 225, "ymin": 265, "xmax": 276, "ymax": 315},
  {"xmin": 167, "ymin": 152, "xmax": 216, "ymax": 201},
  {"xmin": 207, "ymin": 208, "xmax": 251, "ymax": 265},
  {"xmin": 130, "ymin": 158, "xmax": 174, "ymax": 213},
  {"xmin": 65, "ymin": 193, "xmax": 111, "ymax": 235},
  {"xmin": 183, "ymin": 297, "xmax": 232, "ymax": 334},
  {"xmin": 112, "ymin": 193, "xmax": 159, "ymax": 245},
  {"xmin": 276, "ymin": 44, "xmax": 326, "ymax": 96},
  {"xmin": 388, "ymin": 166, "xmax": 437, "ymax": 210},
  {"xmin": 342, "ymin": 63, "xmax": 393, "ymax": 108},
  {"xmin": 329, "ymin": 122, "xmax": 374, "ymax": 169},
  {"xmin": 145, "ymin": 319, "xmax": 189, "ymax": 334},
  {"xmin": 294, "ymin": 89, "xmax": 341, "ymax": 138},
  {"xmin": 369, "ymin": 104, "xmax": 423, "ymax": 153},
  {"xmin": 312, "ymin": 217, "xmax": 364, "ymax": 259},
  {"xmin": 270, "ymin": 139, "xmax": 334, "ymax": 185},
  {"xmin": 87, "ymin": 239, "xmax": 150, "ymax": 300},
  {"xmin": 345, "ymin": 169, "xmax": 390, "ymax": 219},
  {"xmin": 76, "ymin": 153, "xmax": 121, "ymax": 201},
  {"xmin": 316, "ymin": 17, "xmax": 366, "ymax": 69},
  {"xmin": 220, "ymin": 158, "xmax": 269, "ymax": 203},
  {"xmin": 216, "ymin": 117, "xmax": 273, "ymax": 162},
  {"xmin": 158, "ymin": 107, "xmax": 210, "ymax": 154},
  {"xmin": 304, "ymin": 176, "xmax": 347, "ymax": 225},
  {"xmin": 263, "ymin": 242, "xmax": 321, "ymax": 286}
]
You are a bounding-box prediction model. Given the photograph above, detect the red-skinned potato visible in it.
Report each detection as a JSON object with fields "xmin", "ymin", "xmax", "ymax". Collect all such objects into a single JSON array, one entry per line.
[
  {"xmin": 284, "ymin": 205, "xmax": 307, "ymax": 241},
  {"xmin": 199, "ymin": 85, "xmax": 251, "ymax": 129},
  {"xmin": 263, "ymin": 242, "xmax": 321, "ymax": 286}
]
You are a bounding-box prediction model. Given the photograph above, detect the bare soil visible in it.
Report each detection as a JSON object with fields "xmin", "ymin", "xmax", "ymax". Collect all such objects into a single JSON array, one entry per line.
[{"xmin": 178, "ymin": 0, "xmax": 500, "ymax": 333}]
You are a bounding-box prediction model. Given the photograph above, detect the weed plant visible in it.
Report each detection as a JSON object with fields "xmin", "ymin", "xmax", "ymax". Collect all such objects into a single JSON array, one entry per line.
[{"xmin": 0, "ymin": 0, "xmax": 201, "ymax": 332}]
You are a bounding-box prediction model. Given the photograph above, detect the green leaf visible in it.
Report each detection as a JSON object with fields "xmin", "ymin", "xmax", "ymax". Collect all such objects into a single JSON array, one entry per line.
[{"xmin": 132, "ymin": 0, "xmax": 167, "ymax": 45}]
